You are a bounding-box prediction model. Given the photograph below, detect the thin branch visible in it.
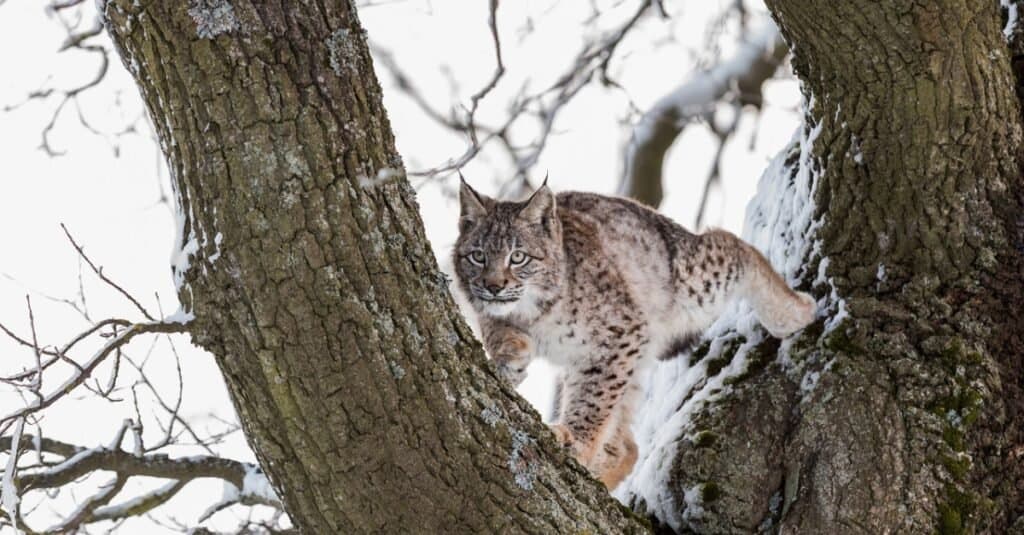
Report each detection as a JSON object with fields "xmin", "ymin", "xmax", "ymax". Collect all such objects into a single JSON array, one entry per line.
[
  {"xmin": 693, "ymin": 102, "xmax": 741, "ymax": 228},
  {"xmin": 467, "ymin": 0, "xmax": 505, "ymax": 118},
  {"xmin": 90, "ymin": 480, "xmax": 186, "ymax": 522},
  {"xmin": 0, "ymin": 320, "xmax": 189, "ymax": 431},
  {"xmin": 60, "ymin": 223, "xmax": 156, "ymax": 321},
  {"xmin": 49, "ymin": 0, "xmax": 87, "ymax": 10},
  {"xmin": 0, "ymin": 318, "xmax": 130, "ymax": 383},
  {"xmin": 407, "ymin": 0, "xmax": 660, "ymax": 185}
]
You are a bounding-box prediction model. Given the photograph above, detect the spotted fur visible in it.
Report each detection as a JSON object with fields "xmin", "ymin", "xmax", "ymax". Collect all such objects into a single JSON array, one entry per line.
[{"xmin": 453, "ymin": 180, "xmax": 816, "ymax": 489}]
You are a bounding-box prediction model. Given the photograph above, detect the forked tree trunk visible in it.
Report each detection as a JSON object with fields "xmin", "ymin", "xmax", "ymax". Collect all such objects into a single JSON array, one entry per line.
[
  {"xmin": 100, "ymin": 0, "xmax": 1024, "ymax": 532},
  {"xmin": 99, "ymin": 1, "xmax": 646, "ymax": 532},
  {"xmin": 627, "ymin": 1, "xmax": 1024, "ymax": 533}
]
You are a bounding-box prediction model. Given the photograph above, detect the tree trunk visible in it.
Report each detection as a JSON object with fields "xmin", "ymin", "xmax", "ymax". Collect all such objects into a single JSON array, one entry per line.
[
  {"xmin": 623, "ymin": 1, "xmax": 1024, "ymax": 533},
  {"xmin": 99, "ymin": 1, "xmax": 647, "ymax": 532}
]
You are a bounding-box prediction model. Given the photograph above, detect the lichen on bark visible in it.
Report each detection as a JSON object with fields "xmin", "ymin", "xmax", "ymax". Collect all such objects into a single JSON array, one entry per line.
[{"xmin": 99, "ymin": 0, "xmax": 649, "ymax": 532}]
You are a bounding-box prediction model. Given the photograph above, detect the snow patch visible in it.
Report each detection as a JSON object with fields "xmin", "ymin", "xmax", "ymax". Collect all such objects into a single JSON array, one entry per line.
[
  {"xmin": 682, "ymin": 485, "xmax": 706, "ymax": 523},
  {"xmin": 242, "ymin": 465, "xmax": 278, "ymax": 503},
  {"xmin": 170, "ymin": 192, "xmax": 223, "ymax": 302},
  {"xmin": 164, "ymin": 309, "xmax": 196, "ymax": 325},
  {"xmin": 188, "ymin": 0, "xmax": 239, "ymax": 39},
  {"xmin": 170, "ymin": 179, "xmax": 197, "ymax": 297},
  {"xmin": 93, "ymin": 0, "xmax": 111, "ymax": 23},
  {"xmin": 799, "ymin": 358, "xmax": 834, "ymax": 397},
  {"xmin": 1004, "ymin": 0, "xmax": 1019, "ymax": 39},
  {"xmin": 850, "ymin": 134, "xmax": 864, "ymax": 165},
  {"xmin": 94, "ymin": 481, "xmax": 181, "ymax": 522},
  {"xmin": 614, "ymin": 298, "xmax": 767, "ymax": 529},
  {"xmin": 171, "ymin": 233, "xmax": 199, "ymax": 295},
  {"xmin": 32, "ymin": 445, "xmax": 98, "ymax": 479},
  {"xmin": 813, "ymin": 256, "xmax": 830, "ymax": 287},
  {"xmin": 208, "ymin": 232, "xmax": 224, "ymax": 264},
  {"xmin": 200, "ymin": 464, "xmax": 278, "ymax": 520},
  {"xmin": 357, "ymin": 167, "xmax": 401, "ymax": 189},
  {"xmin": 823, "ymin": 284, "xmax": 848, "ymax": 334},
  {"xmin": 743, "ymin": 101, "xmax": 823, "ymax": 285},
  {"xmin": 615, "ymin": 95, "xmax": 839, "ymax": 530}
]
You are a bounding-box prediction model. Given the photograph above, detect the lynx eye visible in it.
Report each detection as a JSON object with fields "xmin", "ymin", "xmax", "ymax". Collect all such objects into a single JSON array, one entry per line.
[
  {"xmin": 468, "ymin": 250, "xmax": 486, "ymax": 266},
  {"xmin": 509, "ymin": 251, "xmax": 528, "ymax": 266}
]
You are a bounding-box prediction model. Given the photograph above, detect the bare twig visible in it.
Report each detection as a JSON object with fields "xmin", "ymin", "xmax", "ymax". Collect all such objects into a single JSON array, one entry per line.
[
  {"xmin": 49, "ymin": 0, "xmax": 87, "ymax": 10},
  {"xmin": 60, "ymin": 223, "xmax": 156, "ymax": 321},
  {"xmin": 693, "ymin": 102, "xmax": 741, "ymax": 228},
  {"xmin": 405, "ymin": 0, "xmax": 661, "ymax": 188},
  {"xmin": 0, "ymin": 319, "xmax": 189, "ymax": 432}
]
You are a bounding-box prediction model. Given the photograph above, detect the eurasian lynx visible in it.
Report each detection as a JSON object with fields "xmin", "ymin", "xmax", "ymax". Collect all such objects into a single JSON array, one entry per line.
[{"xmin": 453, "ymin": 180, "xmax": 816, "ymax": 489}]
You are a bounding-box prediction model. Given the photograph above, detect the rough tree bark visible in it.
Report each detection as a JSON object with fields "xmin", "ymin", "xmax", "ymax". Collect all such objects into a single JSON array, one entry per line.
[
  {"xmin": 95, "ymin": 0, "xmax": 1024, "ymax": 532},
  {"xmin": 98, "ymin": 1, "xmax": 646, "ymax": 533},
  {"xmin": 627, "ymin": 1, "xmax": 1024, "ymax": 533}
]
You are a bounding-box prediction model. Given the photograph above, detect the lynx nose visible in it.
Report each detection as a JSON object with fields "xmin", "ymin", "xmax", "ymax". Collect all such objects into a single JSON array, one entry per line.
[{"xmin": 485, "ymin": 283, "xmax": 504, "ymax": 295}]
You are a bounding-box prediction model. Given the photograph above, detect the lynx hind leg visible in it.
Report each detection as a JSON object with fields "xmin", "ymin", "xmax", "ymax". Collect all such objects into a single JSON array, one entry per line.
[
  {"xmin": 553, "ymin": 367, "xmax": 631, "ymax": 469},
  {"xmin": 590, "ymin": 384, "xmax": 641, "ymax": 489},
  {"xmin": 591, "ymin": 422, "xmax": 637, "ymax": 489},
  {"xmin": 735, "ymin": 238, "xmax": 816, "ymax": 338}
]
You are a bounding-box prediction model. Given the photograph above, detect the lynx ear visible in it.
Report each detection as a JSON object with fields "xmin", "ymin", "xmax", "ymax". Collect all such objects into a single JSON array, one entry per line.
[
  {"xmin": 459, "ymin": 176, "xmax": 492, "ymax": 231},
  {"xmin": 518, "ymin": 178, "xmax": 556, "ymax": 232}
]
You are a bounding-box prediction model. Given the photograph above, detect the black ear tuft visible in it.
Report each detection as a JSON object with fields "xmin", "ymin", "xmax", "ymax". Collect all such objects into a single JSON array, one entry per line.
[{"xmin": 518, "ymin": 180, "xmax": 557, "ymax": 233}]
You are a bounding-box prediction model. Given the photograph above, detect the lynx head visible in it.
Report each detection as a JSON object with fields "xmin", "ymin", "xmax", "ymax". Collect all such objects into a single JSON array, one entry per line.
[{"xmin": 453, "ymin": 178, "xmax": 564, "ymax": 319}]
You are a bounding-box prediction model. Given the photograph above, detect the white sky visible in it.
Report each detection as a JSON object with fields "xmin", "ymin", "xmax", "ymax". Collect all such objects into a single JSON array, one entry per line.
[{"xmin": 0, "ymin": 0, "xmax": 800, "ymax": 532}]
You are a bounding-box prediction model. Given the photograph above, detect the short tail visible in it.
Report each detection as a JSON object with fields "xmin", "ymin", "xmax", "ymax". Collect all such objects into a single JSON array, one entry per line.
[{"xmin": 739, "ymin": 241, "xmax": 817, "ymax": 338}]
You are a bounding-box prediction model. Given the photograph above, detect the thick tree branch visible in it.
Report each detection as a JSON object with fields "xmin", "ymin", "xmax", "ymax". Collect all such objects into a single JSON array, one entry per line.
[
  {"xmin": 2, "ymin": 434, "xmax": 255, "ymax": 493},
  {"xmin": 98, "ymin": 0, "xmax": 651, "ymax": 531},
  {"xmin": 0, "ymin": 433, "xmax": 281, "ymax": 533}
]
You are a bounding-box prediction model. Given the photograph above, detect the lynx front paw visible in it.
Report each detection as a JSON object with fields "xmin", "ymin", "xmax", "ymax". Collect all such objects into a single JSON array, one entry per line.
[{"xmin": 549, "ymin": 423, "xmax": 575, "ymax": 448}]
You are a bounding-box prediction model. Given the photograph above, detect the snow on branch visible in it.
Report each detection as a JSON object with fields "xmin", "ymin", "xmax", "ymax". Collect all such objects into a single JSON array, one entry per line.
[
  {"xmin": 0, "ymin": 287, "xmax": 280, "ymax": 532},
  {"xmin": 614, "ymin": 98, "xmax": 829, "ymax": 531},
  {"xmin": 0, "ymin": 432, "xmax": 281, "ymax": 533},
  {"xmin": 618, "ymin": 22, "xmax": 788, "ymax": 211}
]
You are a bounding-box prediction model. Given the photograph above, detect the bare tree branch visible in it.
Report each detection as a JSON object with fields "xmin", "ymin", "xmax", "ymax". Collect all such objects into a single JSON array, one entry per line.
[
  {"xmin": 0, "ymin": 433, "xmax": 282, "ymax": 534},
  {"xmin": 467, "ymin": 0, "xmax": 505, "ymax": 117},
  {"xmin": 618, "ymin": 22, "xmax": 788, "ymax": 208},
  {"xmin": 406, "ymin": 0, "xmax": 660, "ymax": 190}
]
